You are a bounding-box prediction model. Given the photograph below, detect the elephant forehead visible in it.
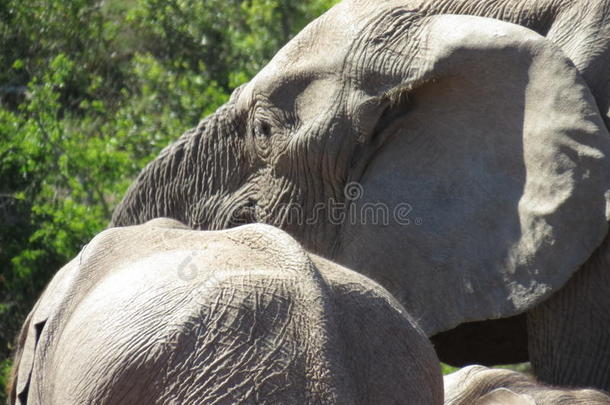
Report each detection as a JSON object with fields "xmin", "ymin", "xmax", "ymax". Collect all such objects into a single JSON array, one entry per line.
[
  {"xmin": 240, "ymin": 2, "xmax": 374, "ymax": 104},
  {"xmin": 241, "ymin": 2, "xmax": 428, "ymax": 106}
]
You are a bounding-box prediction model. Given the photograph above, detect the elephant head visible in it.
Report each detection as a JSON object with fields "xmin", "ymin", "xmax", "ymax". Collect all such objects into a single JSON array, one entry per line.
[{"xmin": 112, "ymin": 0, "xmax": 610, "ymax": 337}]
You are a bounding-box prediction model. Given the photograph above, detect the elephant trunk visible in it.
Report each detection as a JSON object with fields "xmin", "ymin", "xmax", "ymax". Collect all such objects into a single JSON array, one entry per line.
[{"xmin": 111, "ymin": 101, "xmax": 248, "ymax": 230}]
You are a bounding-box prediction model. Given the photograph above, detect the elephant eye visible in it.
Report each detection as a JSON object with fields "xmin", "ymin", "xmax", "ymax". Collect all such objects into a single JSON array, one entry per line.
[
  {"xmin": 252, "ymin": 119, "xmax": 272, "ymax": 158},
  {"xmin": 254, "ymin": 120, "xmax": 271, "ymax": 138}
]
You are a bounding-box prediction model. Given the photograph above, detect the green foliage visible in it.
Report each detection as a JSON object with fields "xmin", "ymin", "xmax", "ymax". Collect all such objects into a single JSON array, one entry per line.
[
  {"xmin": 441, "ymin": 363, "xmax": 460, "ymax": 375},
  {"xmin": 127, "ymin": 0, "xmax": 338, "ymax": 90},
  {"xmin": 0, "ymin": 357, "xmax": 11, "ymax": 399},
  {"xmin": 0, "ymin": 0, "xmax": 339, "ymax": 401},
  {"xmin": 0, "ymin": 0, "xmax": 120, "ymax": 110}
]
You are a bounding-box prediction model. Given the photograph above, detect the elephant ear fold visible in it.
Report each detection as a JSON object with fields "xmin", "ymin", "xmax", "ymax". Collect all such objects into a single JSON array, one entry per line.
[
  {"xmin": 476, "ymin": 388, "xmax": 536, "ymax": 405},
  {"xmin": 344, "ymin": 15, "xmax": 610, "ymax": 335}
]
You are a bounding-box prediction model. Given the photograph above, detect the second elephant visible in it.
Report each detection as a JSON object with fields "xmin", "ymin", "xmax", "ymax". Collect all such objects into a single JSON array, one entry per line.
[{"xmin": 10, "ymin": 219, "xmax": 442, "ymax": 405}]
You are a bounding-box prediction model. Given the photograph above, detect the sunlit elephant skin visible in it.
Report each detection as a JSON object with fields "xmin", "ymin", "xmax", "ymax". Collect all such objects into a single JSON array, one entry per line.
[
  {"xmin": 9, "ymin": 219, "xmax": 442, "ymax": 405},
  {"xmin": 444, "ymin": 365, "xmax": 610, "ymax": 405},
  {"xmin": 112, "ymin": 0, "xmax": 610, "ymax": 390}
]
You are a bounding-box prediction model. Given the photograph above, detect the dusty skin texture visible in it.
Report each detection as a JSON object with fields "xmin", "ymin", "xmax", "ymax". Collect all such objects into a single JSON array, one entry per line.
[
  {"xmin": 112, "ymin": 0, "xmax": 610, "ymax": 338},
  {"xmin": 444, "ymin": 365, "xmax": 610, "ymax": 405},
  {"xmin": 110, "ymin": 0, "xmax": 610, "ymax": 388},
  {"xmin": 9, "ymin": 219, "xmax": 442, "ymax": 405}
]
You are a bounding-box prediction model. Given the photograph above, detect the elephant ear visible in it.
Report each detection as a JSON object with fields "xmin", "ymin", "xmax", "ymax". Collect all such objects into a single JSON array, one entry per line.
[
  {"xmin": 12, "ymin": 258, "xmax": 80, "ymax": 403},
  {"xmin": 339, "ymin": 14, "xmax": 610, "ymax": 335}
]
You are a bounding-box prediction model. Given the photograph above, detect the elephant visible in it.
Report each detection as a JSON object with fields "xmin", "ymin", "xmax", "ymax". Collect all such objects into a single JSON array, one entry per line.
[
  {"xmin": 9, "ymin": 219, "xmax": 443, "ymax": 405},
  {"xmin": 111, "ymin": 0, "xmax": 610, "ymax": 390},
  {"xmin": 443, "ymin": 365, "xmax": 610, "ymax": 404}
]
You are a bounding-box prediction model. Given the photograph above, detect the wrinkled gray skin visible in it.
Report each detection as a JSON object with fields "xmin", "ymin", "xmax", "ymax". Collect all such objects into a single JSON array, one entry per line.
[
  {"xmin": 444, "ymin": 365, "xmax": 610, "ymax": 405},
  {"xmin": 9, "ymin": 219, "xmax": 442, "ymax": 405},
  {"xmin": 112, "ymin": 0, "xmax": 610, "ymax": 390}
]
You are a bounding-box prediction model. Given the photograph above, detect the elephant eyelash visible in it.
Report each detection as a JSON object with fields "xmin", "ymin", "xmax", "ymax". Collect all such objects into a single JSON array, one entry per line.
[
  {"xmin": 253, "ymin": 120, "xmax": 272, "ymax": 138},
  {"xmin": 250, "ymin": 104, "xmax": 285, "ymax": 133},
  {"xmin": 248, "ymin": 100, "xmax": 299, "ymax": 140},
  {"xmin": 382, "ymin": 82, "xmax": 416, "ymax": 106}
]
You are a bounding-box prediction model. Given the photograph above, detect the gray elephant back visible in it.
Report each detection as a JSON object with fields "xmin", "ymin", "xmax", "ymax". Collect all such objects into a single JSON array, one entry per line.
[{"xmin": 11, "ymin": 221, "xmax": 442, "ymax": 404}]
